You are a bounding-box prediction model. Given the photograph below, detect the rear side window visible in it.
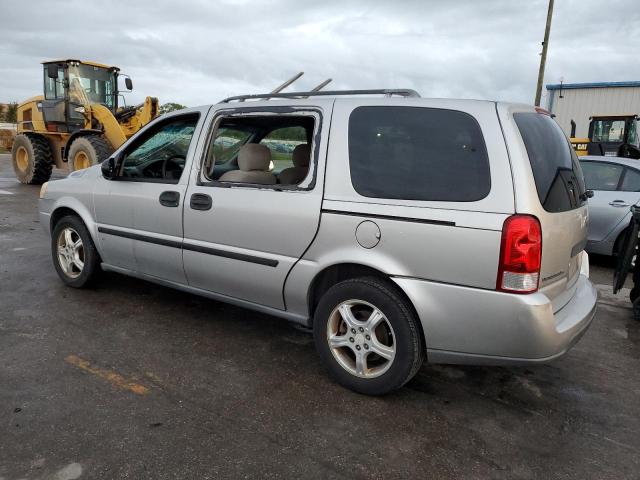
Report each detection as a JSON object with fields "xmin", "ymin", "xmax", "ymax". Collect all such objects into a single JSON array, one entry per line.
[
  {"xmin": 348, "ymin": 106, "xmax": 490, "ymax": 202},
  {"xmin": 621, "ymin": 168, "xmax": 640, "ymax": 192},
  {"xmin": 514, "ymin": 112, "xmax": 586, "ymax": 212}
]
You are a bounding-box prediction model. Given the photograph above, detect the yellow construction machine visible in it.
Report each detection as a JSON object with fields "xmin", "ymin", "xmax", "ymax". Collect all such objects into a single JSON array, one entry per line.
[
  {"xmin": 12, "ymin": 59, "xmax": 159, "ymax": 184},
  {"xmin": 570, "ymin": 114, "xmax": 640, "ymax": 159}
]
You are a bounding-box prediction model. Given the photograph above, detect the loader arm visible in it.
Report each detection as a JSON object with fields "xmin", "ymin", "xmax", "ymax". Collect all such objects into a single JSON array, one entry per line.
[
  {"xmin": 90, "ymin": 104, "xmax": 128, "ymax": 150},
  {"xmin": 118, "ymin": 97, "xmax": 159, "ymax": 138}
]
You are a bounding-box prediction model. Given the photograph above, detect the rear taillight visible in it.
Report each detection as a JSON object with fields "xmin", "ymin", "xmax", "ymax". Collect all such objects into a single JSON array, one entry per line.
[{"xmin": 497, "ymin": 215, "xmax": 542, "ymax": 294}]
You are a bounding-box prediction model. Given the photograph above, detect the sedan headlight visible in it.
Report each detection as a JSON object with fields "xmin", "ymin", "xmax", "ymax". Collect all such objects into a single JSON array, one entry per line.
[{"xmin": 39, "ymin": 181, "xmax": 48, "ymax": 199}]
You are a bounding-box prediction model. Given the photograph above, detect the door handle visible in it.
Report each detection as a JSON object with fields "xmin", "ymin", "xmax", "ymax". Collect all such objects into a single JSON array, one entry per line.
[
  {"xmin": 609, "ymin": 200, "xmax": 630, "ymax": 207},
  {"xmin": 159, "ymin": 191, "xmax": 180, "ymax": 207},
  {"xmin": 190, "ymin": 193, "xmax": 212, "ymax": 211}
]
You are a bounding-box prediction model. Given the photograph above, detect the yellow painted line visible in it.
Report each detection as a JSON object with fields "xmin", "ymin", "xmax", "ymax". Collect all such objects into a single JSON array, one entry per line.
[{"xmin": 65, "ymin": 355, "xmax": 150, "ymax": 395}]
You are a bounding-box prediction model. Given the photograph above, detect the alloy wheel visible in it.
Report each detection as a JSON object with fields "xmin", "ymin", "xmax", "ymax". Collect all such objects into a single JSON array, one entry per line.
[
  {"xmin": 57, "ymin": 227, "xmax": 84, "ymax": 278},
  {"xmin": 326, "ymin": 299, "xmax": 396, "ymax": 378}
]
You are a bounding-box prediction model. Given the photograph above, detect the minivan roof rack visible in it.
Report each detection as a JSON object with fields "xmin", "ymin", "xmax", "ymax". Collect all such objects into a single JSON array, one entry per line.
[{"xmin": 219, "ymin": 89, "xmax": 421, "ymax": 103}]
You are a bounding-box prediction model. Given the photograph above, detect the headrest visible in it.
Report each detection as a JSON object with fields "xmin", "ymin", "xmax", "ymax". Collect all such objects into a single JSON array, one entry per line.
[
  {"xmin": 292, "ymin": 144, "xmax": 311, "ymax": 167},
  {"xmin": 238, "ymin": 144, "xmax": 271, "ymax": 171}
]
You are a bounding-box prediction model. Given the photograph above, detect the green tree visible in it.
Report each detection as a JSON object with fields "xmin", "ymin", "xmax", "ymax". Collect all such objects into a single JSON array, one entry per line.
[
  {"xmin": 159, "ymin": 102, "xmax": 186, "ymax": 115},
  {"xmin": 5, "ymin": 102, "xmax": 18, "ymax": 123}
]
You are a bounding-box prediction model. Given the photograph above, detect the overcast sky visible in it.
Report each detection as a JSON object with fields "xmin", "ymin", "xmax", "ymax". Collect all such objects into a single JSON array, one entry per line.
[{"xmin": 1, "ymin": 0, "xmax": 638, "ymax": 108}]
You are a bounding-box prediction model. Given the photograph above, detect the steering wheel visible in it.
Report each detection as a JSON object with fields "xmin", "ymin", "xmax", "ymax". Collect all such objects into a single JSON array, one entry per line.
[{"xmin": 161, "ymin": 155, "xmax": 185, "ymax": 179}]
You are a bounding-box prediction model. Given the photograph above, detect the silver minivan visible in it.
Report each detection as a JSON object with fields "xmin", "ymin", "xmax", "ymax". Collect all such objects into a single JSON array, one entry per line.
[{"xmin": 39, "ymin": 89, "xmax": 597, "ymax": 395}]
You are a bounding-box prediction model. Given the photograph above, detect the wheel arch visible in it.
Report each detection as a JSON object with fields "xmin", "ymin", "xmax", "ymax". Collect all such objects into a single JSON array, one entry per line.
[
  {"xmin": 306, "ymin": 262, "xmax": 426, "ymax": 349},
  {"xmin": 49, "ymin": 199, "xmax": 97, "ymax": 246}
]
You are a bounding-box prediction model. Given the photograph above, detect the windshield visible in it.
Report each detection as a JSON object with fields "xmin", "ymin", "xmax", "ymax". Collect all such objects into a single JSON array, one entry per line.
[
  {"xmin": 68, "ymin": 64, "xmax": 117, "ymax": 110},
  {"xmin": 591, "ymin": 119, "xmax": 626, "ymax": 143}
]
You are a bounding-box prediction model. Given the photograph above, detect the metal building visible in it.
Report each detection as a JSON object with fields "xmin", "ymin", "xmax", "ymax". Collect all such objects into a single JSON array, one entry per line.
[{"xmin": 546, "ymin": 81, "xmax": 640, "ymax": 137}]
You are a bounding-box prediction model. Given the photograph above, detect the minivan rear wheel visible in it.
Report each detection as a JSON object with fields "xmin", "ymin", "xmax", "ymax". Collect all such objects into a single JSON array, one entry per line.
[{"xmin": 313, "ymin": 277, "xmax": 424, "ymax": 395}]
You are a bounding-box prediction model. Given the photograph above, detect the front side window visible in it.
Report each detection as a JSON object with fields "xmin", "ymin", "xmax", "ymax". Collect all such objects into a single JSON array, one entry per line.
[
  {"xmin": 120, "ymin": 114, "xmax": 198, "ymax": 182},
  {"xmin": 580, "ymin": 161, "xmax": 623, "ymax": 191},
  {"xmin": 348, "ymin": 106, "xmax": 490, "ymax": 202},
  {"xmin": 627, "ymin": 120, "xmax": 639, "ymax": 147}
]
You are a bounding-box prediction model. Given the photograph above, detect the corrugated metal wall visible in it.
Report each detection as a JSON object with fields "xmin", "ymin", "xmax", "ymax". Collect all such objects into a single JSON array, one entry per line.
[{"xmin": 547, "ymin": 86, "xmax": 640, "ymax": 137}]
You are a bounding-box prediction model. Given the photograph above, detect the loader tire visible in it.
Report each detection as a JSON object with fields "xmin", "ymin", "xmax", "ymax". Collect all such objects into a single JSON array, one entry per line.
[
  {"xmin": 11, "ymin": 134, "xmax": 53, "ymax": 185},
  {"xmin": 68, "ymin": 135, "xmax": 113, "ymax": 172}
]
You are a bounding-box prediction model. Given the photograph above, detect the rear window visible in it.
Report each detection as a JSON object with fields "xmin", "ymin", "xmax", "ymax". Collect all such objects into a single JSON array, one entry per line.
[
  {"xmin": 514, "ymin": 112, "xmax": 586, "ymax": 212},
  {"xmin": 348, "ymin": 106, "xmax": 490, "ymax": 202}
]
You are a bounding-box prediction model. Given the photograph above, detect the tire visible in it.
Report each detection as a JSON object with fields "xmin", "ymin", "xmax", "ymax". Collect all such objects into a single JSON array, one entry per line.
[
  {"xmin": 11, "ymin": 134, "xmax": 53, "ymax": 184},
  {"xmin": 51, "ymin": 215, "xmax": 101, "ymax": 288},
  {"xmin": 68, "ymin": 135, "xmax": 113, "ymax": 172},
  {"xmin": 313, "ymin": 277, "xmax": 424, "ymax": 395}
]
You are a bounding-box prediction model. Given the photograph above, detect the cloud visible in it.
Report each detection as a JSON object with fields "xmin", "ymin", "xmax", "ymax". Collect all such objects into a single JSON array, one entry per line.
[{"xmin": 0, "ymin": 0, "xmax": 638, "ymax": 108}]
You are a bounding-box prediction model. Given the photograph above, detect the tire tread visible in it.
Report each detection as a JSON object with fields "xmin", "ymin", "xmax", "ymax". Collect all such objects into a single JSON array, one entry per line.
[
  {"xmin": 68, "ymin": 135, "xmax": 113, "ymax": 171},
  {"xmin": 11, "ymin": 134, "xmax": 53, "ymax": 184}
]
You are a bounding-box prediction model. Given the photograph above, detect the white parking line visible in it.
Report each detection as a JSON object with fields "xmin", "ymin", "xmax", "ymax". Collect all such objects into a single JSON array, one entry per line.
[{"xmin": 0, "ymin": 189, "xmax": 14, "ymax": 195}]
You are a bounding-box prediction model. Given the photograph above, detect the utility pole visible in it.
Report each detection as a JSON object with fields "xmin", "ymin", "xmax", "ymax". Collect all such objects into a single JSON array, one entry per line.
[{"xmin": 535, "ymin": 0, "xmax": 554, "ymax": 106}]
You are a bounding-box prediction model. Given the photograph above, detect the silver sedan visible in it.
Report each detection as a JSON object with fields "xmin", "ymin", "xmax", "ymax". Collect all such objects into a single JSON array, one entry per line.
[{"xmin": 580, "ymin": 155, "xmax": 640, "ymax": 256}]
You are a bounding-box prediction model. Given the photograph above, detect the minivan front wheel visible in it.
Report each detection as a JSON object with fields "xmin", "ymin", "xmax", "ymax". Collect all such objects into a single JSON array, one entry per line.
[
  {"xmin": 313, "ymin": 277, "xmax": 424, "ymax": 395},
  {"xmin": 51, "ymin": 215, "xmax": 100, "ymax": 288}
]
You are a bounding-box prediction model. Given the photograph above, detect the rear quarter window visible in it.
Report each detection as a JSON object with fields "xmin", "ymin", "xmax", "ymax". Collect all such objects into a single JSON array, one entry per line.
[
  {"xmin": 348, "ymin": 106, "xmax": 490, "ymax": 202},
  {"xmin": 514, "ymin": 112, "xmax": 586, "ymax": 212}
]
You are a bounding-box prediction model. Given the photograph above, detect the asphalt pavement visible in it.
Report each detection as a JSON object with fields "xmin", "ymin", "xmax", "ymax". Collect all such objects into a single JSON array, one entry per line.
[{"xmin": 0, "ymin": 154, "xmax": 638, "ymax": 479}]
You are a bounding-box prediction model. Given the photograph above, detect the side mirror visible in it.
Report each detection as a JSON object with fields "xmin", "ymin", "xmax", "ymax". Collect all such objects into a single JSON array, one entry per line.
[
  {"xmin": 125, "ymin": 77, "xmax": 133, "ymax": 91},
  {"xmin": 46, "ymin": 64, "xmax": 58, "ymax": 79},
  {"xmin": 101, "ymin": 156, "xmax": 117, "ymax": 179}
]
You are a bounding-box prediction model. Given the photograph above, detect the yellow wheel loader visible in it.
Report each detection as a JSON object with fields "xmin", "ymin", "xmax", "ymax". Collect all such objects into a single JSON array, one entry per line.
[
  {"xmin": 12, "ymin": 59, "xmax": 159, "ymax": 184},
  {"xmin": 570, "ymin": 114, "xmax": 640, "ymax": 159}
]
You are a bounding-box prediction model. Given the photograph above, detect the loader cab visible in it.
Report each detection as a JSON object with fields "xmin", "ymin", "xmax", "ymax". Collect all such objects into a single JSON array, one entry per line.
[
  {"xmin": 587, "ymin": 115, "xmax": 640, "ymax": 158},
  {"xmin": 42, "ymin": 60, "xmax": 120, "ymax": 133}
]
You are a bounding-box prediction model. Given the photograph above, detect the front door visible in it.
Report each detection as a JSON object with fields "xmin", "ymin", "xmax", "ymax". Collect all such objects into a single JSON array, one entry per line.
[
  {"xmin": 42, "ymin": 64, "xmax": 66, "ymax": 126},
  {"xmin": 182, "ymin": 106, "xmax": 329, "ymax": 310},
  {"xmin": 94, "ymin": 111, "xmax": 206, "ymax": 284}
]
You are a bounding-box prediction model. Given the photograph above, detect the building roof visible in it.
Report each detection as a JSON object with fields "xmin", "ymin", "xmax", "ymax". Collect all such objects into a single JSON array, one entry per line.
[{"xmin": 546, "ymin": 81, "xmax": 640, "ymax": 91}]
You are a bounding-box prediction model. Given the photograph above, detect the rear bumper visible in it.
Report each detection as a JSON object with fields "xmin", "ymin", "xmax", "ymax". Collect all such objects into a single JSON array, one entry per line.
[{"xmin": 393, "ymin": 273, "xmax": 597, "ymax": 365}]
